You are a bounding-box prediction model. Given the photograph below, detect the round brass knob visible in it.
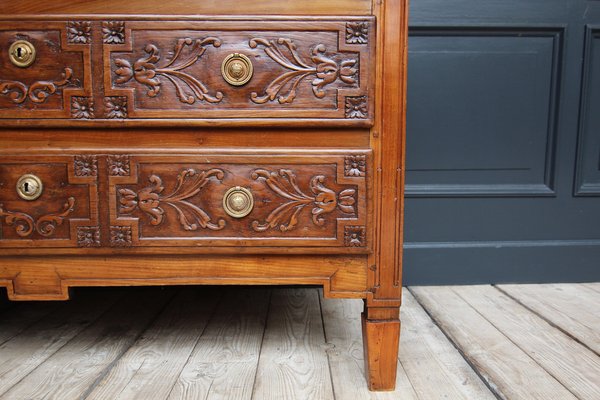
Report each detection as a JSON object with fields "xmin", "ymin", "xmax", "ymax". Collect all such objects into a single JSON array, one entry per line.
[
  {"xmin": 221, "ymin": 53, "xmax": 253, "ymax": 86},
  {"xmin": 16, "ymin": 174, "xmax": 43, "ymax": 201},
  {"xmin": 223, "ymin": 186, "xmax": 254, "ymax": 218},
  {"xmin": 9, "ymin": 40, "xmax": 36, "ymax": 68}
]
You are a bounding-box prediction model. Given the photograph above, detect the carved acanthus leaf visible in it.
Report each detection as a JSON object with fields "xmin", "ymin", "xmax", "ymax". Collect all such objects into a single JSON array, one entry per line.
[
  {"xmin": 249, "ymin": 38, "xmax": 358, "ymax": 104},
  {"xmin": 114, "ymin": 37, "xmax": 223, "ymax": 104},
  {"xmin": 119, "ymin": 168, "xmax": 226, "ymax": 231},
  {"xmin": 251, "ymin": 169, "xmax": 356, "ymax": 232}
]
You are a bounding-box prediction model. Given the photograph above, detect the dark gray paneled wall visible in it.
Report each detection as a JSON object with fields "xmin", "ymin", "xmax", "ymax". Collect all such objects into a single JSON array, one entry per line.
[{"xmin": 404, "ymin": 0, "xmax": 600, "ymax": 284}]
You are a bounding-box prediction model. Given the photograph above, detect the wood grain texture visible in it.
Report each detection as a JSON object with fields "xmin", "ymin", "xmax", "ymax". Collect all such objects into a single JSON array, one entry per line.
[
  {"xmin": 86, "ymin": 288, "xmax": 220, "ymax": 400},
  {"xmin": 319, "ymin": 292, "xmax": 418, "ymax": 400},
  {"xmin": 399, "ymin": 291, "xmax": 496, "ymax": 400},
  {"xmin": 0, "ymin": 289, "xmax": 124, "ymax": 397},
  {"xmin": 252, "ymin": 288, "xmax": 334, "ymax": 400},
  {"xmin": 0, "ymin": 288, "xmax": 174, "ymax": 400},
  {"xmin": 410, "ymin": 286, "xmax": 579, "ymax": 400},
  {"xmin": 457, "ymin": 285, "xmax": 600, "ymax": 399},
  {"xmin": 498, "ymin": 283, "xmax": 600, "ymax": 355},
  {"xmin": 168, "ymin": 288, "xmax": 270, "ymax": 400}
]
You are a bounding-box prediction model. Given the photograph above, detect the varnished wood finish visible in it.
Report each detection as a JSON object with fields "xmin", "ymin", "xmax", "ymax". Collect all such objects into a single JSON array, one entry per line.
[{"xmin": 0, "ymin": 0, "xmax": 408, "ymax": 391}]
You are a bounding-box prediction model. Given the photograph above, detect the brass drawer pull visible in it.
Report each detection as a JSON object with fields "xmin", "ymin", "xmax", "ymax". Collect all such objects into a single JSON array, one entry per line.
[
  {"xmin": 223, "ymin": 186, "xmax": 254, "ymax": 218},
  {"xmin": 9, "ymin": 40, "xmax": 36, "ymax": 68},
  {"xmin": 16, "ymin": 174, "xmax": 43, "ymax": 200},
  {"xmin": 221, "ymin": 53, "xmax": 253, "ymax": 86}
]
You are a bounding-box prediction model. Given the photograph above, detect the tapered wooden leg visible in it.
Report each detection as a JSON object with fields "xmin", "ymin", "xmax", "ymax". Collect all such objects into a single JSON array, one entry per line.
[{"xmin": 362, "ymin": 308, "xmax": 400, "ymax": 391}]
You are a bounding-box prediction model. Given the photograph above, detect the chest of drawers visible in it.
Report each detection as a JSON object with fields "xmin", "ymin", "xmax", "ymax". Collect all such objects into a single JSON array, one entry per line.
[{"xmin": 0, "ymin": 0, "xmax": 408, "ymax": 390}]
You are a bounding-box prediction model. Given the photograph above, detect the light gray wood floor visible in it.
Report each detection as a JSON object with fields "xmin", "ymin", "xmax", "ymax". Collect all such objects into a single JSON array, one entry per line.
[{"xmin": 0, "ymin": 283, "xmax": 598, "ymax": 399}]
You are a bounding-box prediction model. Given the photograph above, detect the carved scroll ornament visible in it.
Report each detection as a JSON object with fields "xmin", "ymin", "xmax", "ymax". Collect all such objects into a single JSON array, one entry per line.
[
  {"xmin": 249, "ymin": 38, "xmax": 358, "ymax": 104},
  {"xmin": 119, "ymin": 168, "xmax": 226, "ymax": 231},
  {"xmin": 0, "ymin": 197, "xmax": 75, "ymax": 238},
  {"xmin": 251, "ymin": 169, "xmax": 356, "ymax": 232},
  {"xmin": 0, "ymin": 68, "xmax": 73, "ymax": 105}
]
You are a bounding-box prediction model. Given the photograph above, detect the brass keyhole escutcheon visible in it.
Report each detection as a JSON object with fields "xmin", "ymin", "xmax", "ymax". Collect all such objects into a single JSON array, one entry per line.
[
  {"xmin": 221, "ymin": 53, "xmax": 253, "ymax": 86},
  {"xmin": 8, "ymin": 40, "xmax": 36, "ymax": 68},
  {"xmin": 223, "ymin": 186, "xmax": 254, "ymax": 218},
  {"xmin": 16, "ymin": 174, "xmax": 43, "ymax": 201}
]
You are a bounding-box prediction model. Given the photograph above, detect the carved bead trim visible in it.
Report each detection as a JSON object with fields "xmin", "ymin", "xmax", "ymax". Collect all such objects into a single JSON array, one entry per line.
[
  {"xmin": 74, "ymin": 155, "xmax": 98, "ymax": 177},
  {"xmin": 114, "ymin": 37, "xmax": 223, "ymax": 104},
  {"xmin": 102, "ymin": 21, "xmax": 125, "ymax": 44},
  {"xmin": 67, "ymin": 21, "xmax": 92, "ymax": 44},
  {"xmin": 345, "ymin": 96, "xmax": 368, "ymax": 119},
  {"xmin": 104, "ymin": 96, "xmax": 128, "ymax": 119},
  {"xmin": 249, "ymin": 38, "xmax": 358, "ymax": 105},
  {"xmin": 344, "ymin": 226, "xmax": 366, "ymax": 247},
  {"xmin": 346, "ymin": 22, "xmax": 369, "ymax": 45},
  {"xmin": 251, "ymin": 169, "xmax": 357, "ymax": 232},
  {"xmin": 77, "ymin": 226, "xmax": 101, "ymax": 247},
  {"xmin": 0, "ymin": 197, "xmax": 76, "ymax": 238},
  {"xmin": 0, "ymin": 68, "xmax": 73, "ymax": 105},
  {"xmin": 71, "ymin": 97, "xmax": 94, "ymax": 119},
  {"xmin": 345, "ymin": 155, "xmax": 367, "ymax": 177},
  {"xmin": 108, "ymin": 155, "xmax": 131, "ymax": 176},
  {"xmin": 119, "ymin": 168, "xmax": 226, "ymax": 231},
  {"xmin": 110, "ymin": 226, "xmax": 132, "ymax": 247}
]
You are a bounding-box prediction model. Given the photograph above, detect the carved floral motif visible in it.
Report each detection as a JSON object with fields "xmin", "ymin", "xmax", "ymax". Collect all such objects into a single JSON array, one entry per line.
[
  {"xmin": 345, "ymin": 155, "xmax": 367, "ymax": 177},
  {"xmin": 114, "ymin": 37, "xmax": 223, "ymax": 104},
  {"xmin": 77, "ymin": 226, "xmax": 100, "ymax": 247},
  {"xmin": 345, "ymin": 96, "xmax": 368, "ymax": 119},
  {"xmin": 251, "ymin": 169, "xmax": 356, "ymax": 232},
  {"xmin": 67, "ymin": 21, "xmax": 92, "ymax": 44},
  {"xmin": 346, "ymin": 22, "xmax": 369, "ymax": 44},
  {"xmin": 119, "ymin": 168, "xmax": 226, "ymax": 231},
  {"xmin": 74, "ymin": 155, "xmax": 98, "ymax": 177},
  {"xmin": 0, "ymin": 197, "xmax": 76, "ymax": 238},
  {"xmin": 0, "ymin": 68, "xmax": 73, "ymax": 105},
  {"xmin": 108, "ymin": 155, "xmax": 131, "ymax": 176},
  {"xmin": 71, "ymin": 97, "xmax": 94, "ymax": 119},
  {"xmin": 110, "ymin": 226, "xmax": 132, "ymax": 247},
  {"xmin": 249, "ymin": 38, "xmax": 358, "ymax": 104},
  {"xmin": 102, "ymin": 21, "xmax": 125, "ymax": 44},
  {"xmin": 104, "ymin": 96, "xmax": 128, "ymax": 119},
  {"xmin": 344, "ymin": 226, "xmax": 366, "ymax": 247}
]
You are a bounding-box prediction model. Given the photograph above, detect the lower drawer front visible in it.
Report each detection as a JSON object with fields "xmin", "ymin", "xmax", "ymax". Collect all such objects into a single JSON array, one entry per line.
[{"xmin": 0, "ymin": 151, "xmax": 370, "ymax": 253}]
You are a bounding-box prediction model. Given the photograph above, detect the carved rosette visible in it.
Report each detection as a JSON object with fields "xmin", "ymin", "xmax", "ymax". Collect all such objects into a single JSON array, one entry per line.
[
  {"xmin": 344, "ymin": 226, "xmax": 366, "ymax": 247},
  {"xmin": 77, "ymin": 226, "xmax": 101, "ymax": 247},
  {"xmin": 249, "ymin": 38, "xmax": 358, "ymax": 104},
  {"xmin": 102, "ymin": 21, "xmax": 125, "ymax": 44},
  {"xmin": 74, "ymin": 155, "xmax": 98, "ymax": 177},
  {"xmin": 110, "ymin": 226, "xmax": 132, "ymax": 247},
  {"xmin": 345, "ymin": 96, "xmax": 368, "ymax": 119},
  {"xmin": 251, "ymin": 169, "xmax": 356, "ymax": 232},
  {"xmin": 104, "ymin": 96, "xmax": 128, "ymax": 119},
  {"xmin": 345, "ymin": 155, "xmax": 367, "ymax": 177},
  {"xmin": 0, "ymin": 68, "xmax": 73, "ymax": 105},
  {"xmin": 71, "ymin": 97, "xmax": 94, "ymax": 119},
  {"xmin": 67, "ymin": 21, "xmax": 92, "ymax": 44},
  {"xmin": 114, "ymin": 37, "xmax": 224, "ymax": 105},
  {"xmin": 108, "ymin": 155, "xmax": 131, "ymax": 176},
  {"xmin": 0, "ymin": 197, "xmax": 76, "ymax": 238},
  {"xmin": 118, "ymin": 168, "xmax": 226, "ymax": 231},
  {"xmin": 346, "ymin": 22, "xmax": 369, "ymax": 44}
]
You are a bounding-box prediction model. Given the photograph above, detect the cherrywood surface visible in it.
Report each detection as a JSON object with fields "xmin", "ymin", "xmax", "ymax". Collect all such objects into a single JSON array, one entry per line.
[{"xmin": 0, "ymin": 0, "xmax": 408, "ymax": 391}]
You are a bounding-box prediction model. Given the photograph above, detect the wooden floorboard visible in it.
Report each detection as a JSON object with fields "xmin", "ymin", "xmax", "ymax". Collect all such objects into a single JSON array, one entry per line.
[
  {"xmin": 0, "ymin": 283, "xmax": 598, "ymax": 399},
  {"xmin": 410, "ymin": 285, "xmax": 579, "ymax": 400},
  {"xmin": 455, "ymin": 285, "xmax": 600, "ymax": 400},
  {"xmin": 498, "ymin": 283, "xmax": 600, "ymax": 355}
]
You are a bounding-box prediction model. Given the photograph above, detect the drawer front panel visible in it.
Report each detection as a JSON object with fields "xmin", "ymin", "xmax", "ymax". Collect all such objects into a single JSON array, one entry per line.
[
  {"xmin": 0, "ymin": 22, "xmax": 91, "ymax": 118},
  {"xmin": 105, "ymin": 20, "xmax": 374, "ymax": 123},
  {"xmin": 0, "ymin": 156, "xmax": 99, "ymax": 247},
  {"xmin": 110, "ymin": 152, "xmax": 370, "ymax": 251}
]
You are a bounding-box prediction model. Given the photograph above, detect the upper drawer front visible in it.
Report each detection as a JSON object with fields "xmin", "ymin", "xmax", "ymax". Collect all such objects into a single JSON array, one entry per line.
[{"xmin": 0, "ymin": 18, "xmax": 375, "ymax": 126}]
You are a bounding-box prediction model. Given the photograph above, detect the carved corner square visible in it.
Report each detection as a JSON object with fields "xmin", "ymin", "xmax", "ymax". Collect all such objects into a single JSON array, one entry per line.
[
  {"xmin": 110, "ymin": 226, "xmax": 132, "ymax": 247},
  {"xmin": 344, "ymin": 226, "xmax": 366, "ymax": 247},
  {"xmin": 77, "ymin": 226, "xmax": 100, "ymax": 247}
]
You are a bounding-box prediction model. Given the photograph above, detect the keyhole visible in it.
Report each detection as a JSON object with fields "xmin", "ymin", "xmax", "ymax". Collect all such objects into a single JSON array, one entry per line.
[
  {"xmin": 16, "ymin": 47, "xmax": 23, "ymax": 58},
  {"xmin": 24, "ymin": 181, "xmax": 29, "ymax": 193}
]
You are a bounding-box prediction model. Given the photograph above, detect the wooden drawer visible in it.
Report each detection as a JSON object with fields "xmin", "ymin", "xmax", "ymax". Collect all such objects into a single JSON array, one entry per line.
[
  {"xmin": 0, "ymin": 150, "xmax": 370, "ymax": 253},
  {"xmin": 1, "ymin": 17, "xmax": 374, "ymax": 126}
]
